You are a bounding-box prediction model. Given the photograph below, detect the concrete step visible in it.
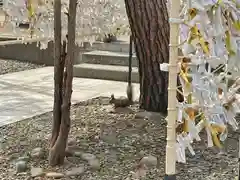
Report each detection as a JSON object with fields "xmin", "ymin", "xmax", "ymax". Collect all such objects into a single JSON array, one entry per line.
[
  {"xmin": 91, "ymin": 40, "xmax": 135, "ymax": 53},
  {"xmin": 82, "ymin": 50, "xmax": 138, "ymax": 67},
  {"xmin": 73, "ymin": 63, "xmax": 139, "ymax": 83}
]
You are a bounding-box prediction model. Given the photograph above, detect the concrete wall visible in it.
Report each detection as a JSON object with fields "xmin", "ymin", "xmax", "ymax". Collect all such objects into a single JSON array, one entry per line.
[
  {"xmin": 0, "ymin": 40, "xmax": 88, "ymax": 66},
  {"xmin": 0, "ymin": 38, "xmax": 133, "ymax": 65}
]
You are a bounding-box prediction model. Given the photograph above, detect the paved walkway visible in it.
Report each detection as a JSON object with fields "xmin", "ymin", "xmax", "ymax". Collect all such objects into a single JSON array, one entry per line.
[{"xmin": 0, "ymin": 67, "xmax": 139, "ymax": 126}]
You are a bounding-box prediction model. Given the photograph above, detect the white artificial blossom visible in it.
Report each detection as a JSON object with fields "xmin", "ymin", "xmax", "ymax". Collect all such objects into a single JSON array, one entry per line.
[
  {"xmin": 172, "ymin": 0, "xmax": 240, "ymax": 163},
  {"xmin": 1, "ymin": 0, "xmax": 129, "ymax": 48}
]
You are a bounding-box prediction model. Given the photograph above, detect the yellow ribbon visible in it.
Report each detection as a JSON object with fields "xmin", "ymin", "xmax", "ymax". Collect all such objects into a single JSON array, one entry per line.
[
  {"xmin": 179, "ymin": 59, "xmax": 192, "ymax": 133},
  {"xmin": 190, "ymin": 26, "xmax": 209, "ymax": 54},
  {"xmin": 27, "ymin": 0, "xmax": 34, "ymax": 18},
  {"xmin": 217, "ymin": 0, "xmax": 222, "ymax": 5},
  {"xmin": 180, "ymin": 70, "xmax": 191, "ymax": 88},
  {"xmin": 225, "ymin": 31, "xmax": 236, "ymax": 56},
  {"xmin": 201, "ymin": 114, "xmax": 222, "ymax": 148},
  {"xmin": 232, "ymin": 21, "xmax": 240, "ymax": 31},
  {"xmin": 211, "ymin": 124, "xmax": 226, "ymax": 134},
  {"xmin": 187, "ymin": 9, "xmax": 209, "ymax": 55},
  {"xmin": 188, "ymin": 8, "xmax": 197, "ymax": 18},
  {"xmin": 183, "ymin": 94, "xmax": 195, "ymax": 132},
  {"xmin": 26, "ymin": 0, "xmax": 36, "ymax": 37},
  {"xmin": 179, "ymin": 58, "xmax": 191, "ymax": 89}
]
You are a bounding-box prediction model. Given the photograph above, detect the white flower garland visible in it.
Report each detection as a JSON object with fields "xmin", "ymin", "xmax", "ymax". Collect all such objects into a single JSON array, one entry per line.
[
  {"xmin": 173, "ymin": 0, "xmax": 240, "ymax": 163},
  {"xmin": 1, "ymin": 0, "xmax": 129, "ymax": 48}
]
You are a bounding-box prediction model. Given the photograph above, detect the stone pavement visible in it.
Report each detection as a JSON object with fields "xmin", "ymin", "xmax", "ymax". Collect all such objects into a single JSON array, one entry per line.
[{"xmin": 0, "ymin": 67, "xmax": 139, "ymax": 126}]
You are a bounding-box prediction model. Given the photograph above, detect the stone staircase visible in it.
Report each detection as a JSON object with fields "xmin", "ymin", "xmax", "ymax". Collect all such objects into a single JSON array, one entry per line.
[{"xmin": 73, "ymin": 39, "xmax": 140, "ymax": 83}]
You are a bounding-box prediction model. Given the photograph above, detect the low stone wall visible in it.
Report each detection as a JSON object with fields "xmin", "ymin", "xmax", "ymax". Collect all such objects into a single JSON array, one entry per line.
[
  {"xmin": 0, "ymin": 38, "xmax": 131, "ymax": 65},
  {"xmin": 0, "ymin": 40, "xmax": 88, "ymax": 66}
]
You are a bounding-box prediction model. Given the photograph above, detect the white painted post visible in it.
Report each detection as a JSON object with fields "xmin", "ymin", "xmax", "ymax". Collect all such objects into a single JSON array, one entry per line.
[{"xmin": 164, "ymin": 0, "xmax": 181, "ymax": 179}]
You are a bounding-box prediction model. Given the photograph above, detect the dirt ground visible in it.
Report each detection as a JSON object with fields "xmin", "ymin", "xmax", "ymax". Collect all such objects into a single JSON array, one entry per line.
[{"xmin": 0, "ymin": 97, "xmax": 239, "ymax": 180}]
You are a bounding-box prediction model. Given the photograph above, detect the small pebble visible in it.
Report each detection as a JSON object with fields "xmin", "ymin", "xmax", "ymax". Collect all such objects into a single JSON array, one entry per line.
[
  {"xmin": 89, "ymin": 159, "xmax": 100, "ymax": 170},
  {"xmin": 31, "ymin": 167, "xmax": 44, "ymax": 177},
  {"xmin": 31, "ymin": 147, "xmax": 44, "ymax": 159},
  {"xmin": 46, "ymin": 172, "xmax": 64, "ymax": 178},
  {"xmin": 65, "ymin": 166, "xmax": 85, "ymax": 176},
  {"xmin": 81, "ymin": 153, "xmax": 96, "ymax": 161},
  {"xmin": 140, "ymin": 155, "xmax": 157, "ymax": 167},
  {"xmin": 16, "ymin": 161, "xmax": 27, "ymax": 173},
  {"xmin": 68, "ymin": 138, "xmax": 77, "ymax": 146}
]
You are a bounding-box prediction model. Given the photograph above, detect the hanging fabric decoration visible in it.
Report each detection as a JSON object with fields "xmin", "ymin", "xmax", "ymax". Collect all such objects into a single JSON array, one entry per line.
[
  {"xmin": 162, "ymin": 0, "xmax": 240, "ymax": 163},
  {"xmin": 1, "ymin": 0, "xmax": 130, "ymax": 48},
  {"xmin": 25, "ymin": 0, "xmax": 35, "ymax": 37}
]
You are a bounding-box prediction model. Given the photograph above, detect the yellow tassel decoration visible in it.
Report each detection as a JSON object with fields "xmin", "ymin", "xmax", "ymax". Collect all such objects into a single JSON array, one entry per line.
[{"xmin": 202, "ymin": 114, "xmax": 223, "ymax": 148}]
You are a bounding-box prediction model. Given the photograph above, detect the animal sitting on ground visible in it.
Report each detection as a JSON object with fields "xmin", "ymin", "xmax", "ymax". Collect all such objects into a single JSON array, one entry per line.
[
  {"xmin": 109, "ymin": 84, "xmax": 133, "ymax": 108},
  {"xmin": 110, "ymin": 35, "xmax": 133, "ymax": 108}
]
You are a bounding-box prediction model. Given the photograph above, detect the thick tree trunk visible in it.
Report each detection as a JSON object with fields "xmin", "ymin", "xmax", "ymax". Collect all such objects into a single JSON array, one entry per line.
[
  {"xmin": 124, "ymin": 0, "xmax": 183, "ymax": 113},
  {"xmin": 49, "ymin": 0, "xmax": 77, "ymax": 166}
]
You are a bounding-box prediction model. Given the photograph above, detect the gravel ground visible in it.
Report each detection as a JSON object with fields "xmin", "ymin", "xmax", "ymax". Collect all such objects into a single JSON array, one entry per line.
[
  {"xmin": 0, "ymin": 59, "xmax": 45, "ymax": 75},
  {"xmin": 0, "ymin": 97, "xmax": 239, "ymax": 180}
]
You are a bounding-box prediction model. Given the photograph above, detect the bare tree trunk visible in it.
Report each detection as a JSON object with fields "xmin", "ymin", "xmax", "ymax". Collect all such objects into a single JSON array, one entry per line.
[
  {"xmin": 51, "ymin": 41, "xmax": 66, "ymax": 147},
  {"xmin": 124, "ymin": 0, "xmax": 183, "ymax": 113},
  {"xmin": 51, "ymin": 0, "xmax": 62, "ymax": 148},
  {"xmin": 49, "ymin": 0, "xmax": 77, "ymax": 166}
]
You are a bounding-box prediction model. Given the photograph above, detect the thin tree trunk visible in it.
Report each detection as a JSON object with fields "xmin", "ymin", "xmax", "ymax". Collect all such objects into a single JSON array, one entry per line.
[
  {"xmin": 51, "ymin": 0, "xmax": 63, "ymax": 148},
  {"xmin": 124, "ymin": 0, "xmax": 183, "ymax": 113},
  {"xmin": 49, "ymin": 0, "xmax": 77, "ymax": 166}
]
